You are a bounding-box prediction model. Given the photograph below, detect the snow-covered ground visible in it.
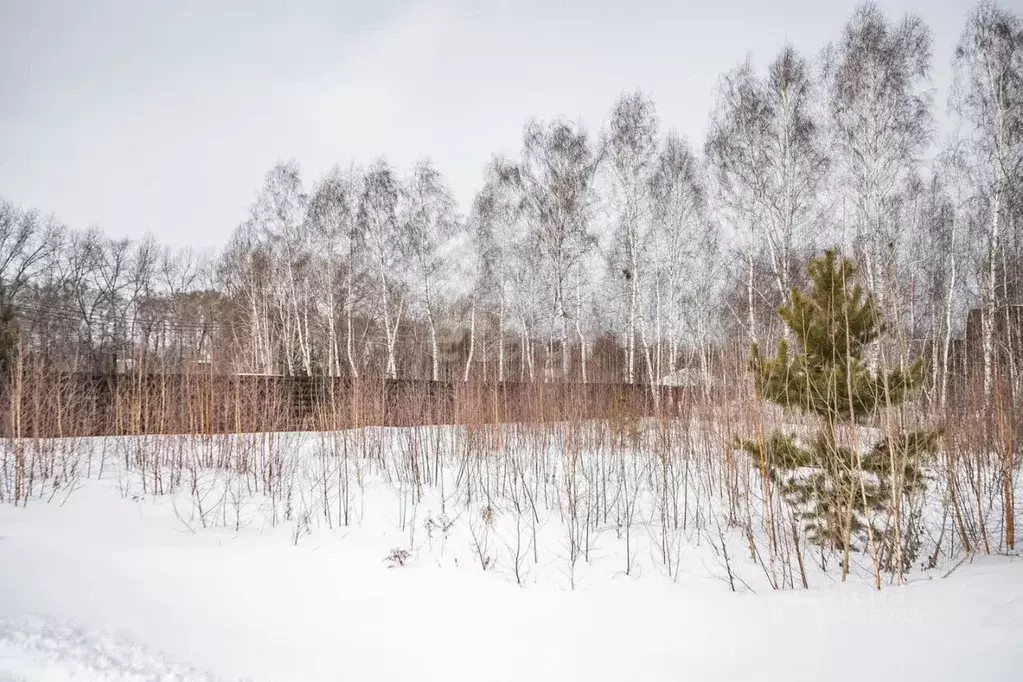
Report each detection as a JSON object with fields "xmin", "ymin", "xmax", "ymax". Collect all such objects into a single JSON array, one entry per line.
[{"xmin": 0, "ymin": 427, "xmax": 1020, "ymax": 680}]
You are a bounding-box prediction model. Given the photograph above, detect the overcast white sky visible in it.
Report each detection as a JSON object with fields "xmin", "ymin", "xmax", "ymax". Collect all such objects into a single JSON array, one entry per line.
[{"xmin": 0, "ymin": 0, "xmax": 981, "ymax": 249}]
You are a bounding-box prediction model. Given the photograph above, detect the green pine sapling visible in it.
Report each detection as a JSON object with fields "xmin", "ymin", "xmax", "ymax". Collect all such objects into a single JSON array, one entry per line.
[{"xmin": 738, "ymin": 249, "xmax": 940, "ymax": 571}]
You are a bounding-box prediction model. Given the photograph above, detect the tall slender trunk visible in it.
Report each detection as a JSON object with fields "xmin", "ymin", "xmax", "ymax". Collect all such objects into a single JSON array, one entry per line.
[
  {"xmin": 301, "ymin": 290, "xmax": 312, "ymax": 374},
  {"xmin": 747, "ymin": 250, "xmax": 757, "ymax": 343},
  {"xmin": 382, "ymin": 300, "xmax": 403, "ymax": 380},
  {"xmin": 523, "ymin": 319, "xmax": 535, "ymax": 383},
  {"xmin": 766, "ymin": 236, "xmax": 787, "ymax": 305},
  {"xmin": 940, "ymin": 213, "xmax": 958, "ymax": 411},
  {"xmin": 327, "ymin": 287, "xmax": 339, "ymax": 377},
  {"xmin": 463, "ymin": 298, "xmax": 476, "ymax": 382},
  {"xmin": 376, "ymin": 257, "xmax": 404, "ymax": 380},
  {"xmin": 559, "ymin": 296, "xmax": 569, "ymax": 381},
  {"xmin": 628, "ymin": 262, "xmax": 637, "ymax": 384},
  {"xmin": 519, "ymin": 323, "xmax": 526, "ymax": 382},
  {"xmin": 983, "ymin": 189, "xmax": 1000, "ymax": 402},
  {"xmin": 285, "ymin": 256, "xmax": 312, "ymax": 376},
  {"xmin": 428, "ymin": 309, "xmax": 439, "ymax": 382},
  {"xmin": 982, "ymin": 53, "xmax": 1009, "ymax": 403},
  {"xmin": 498, "ymin": 285, "xmax": 506, "ymax": 383},
  {"xmin": 1002, "ymin": 243, "xmax": 1018, "ymax": 394},
  {"xmin": 639, "ymin": 320, "xmax": 658, "ymax": 409},
  {"xmin": 576, "ymin": 277, "xmax": 586, "ymax": 383},
  {"xmin": 346, "ymin": 266, "xmax": 358, "ymax": 379},
  {"xmin": 654, "ymin": 274, "xmax": 663, "ymax": 384}
]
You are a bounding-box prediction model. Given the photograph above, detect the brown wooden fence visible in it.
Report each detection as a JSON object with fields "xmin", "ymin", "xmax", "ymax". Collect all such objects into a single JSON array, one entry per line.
[{"xmin": 0, "ymin": 372, "xmax": 705, "ymax": 438}]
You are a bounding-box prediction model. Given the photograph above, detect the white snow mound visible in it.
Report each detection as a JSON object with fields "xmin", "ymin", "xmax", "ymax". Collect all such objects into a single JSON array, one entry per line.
[{"xmin": 0, "ymin": 618, "xmax": 218, "ymax": 682}]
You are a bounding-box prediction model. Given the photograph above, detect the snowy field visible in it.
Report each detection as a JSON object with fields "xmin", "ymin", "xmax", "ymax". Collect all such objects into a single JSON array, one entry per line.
[{"xmin": 0, "ymin": 425, "xmax": 1020, "ymax": 681}]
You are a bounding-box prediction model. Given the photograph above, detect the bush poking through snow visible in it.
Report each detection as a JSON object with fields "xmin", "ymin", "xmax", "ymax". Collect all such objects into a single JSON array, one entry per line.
[
  {"xmin": 385, "ymin": 547, "xmax": 412, "ymax": 568},
  {"xmin": 469, "ymin": 505, "xmax": 495, "ymax": 571}
]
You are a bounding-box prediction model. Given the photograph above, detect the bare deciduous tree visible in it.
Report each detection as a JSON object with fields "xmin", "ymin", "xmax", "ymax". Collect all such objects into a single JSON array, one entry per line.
[
  {"xmin": 953, "ymin": 1, "xmax": 1023, "ymax": 399},
  {"xmin": 494, "ymin": 120, "xmax": 600, "ymax": 381},
  {"xmin": 401, "ymin": 160, "xmax": 461, "ymax": 381},
  {"xmin": 824, "ymin": 3, "xmax": 933, "ymax": 324},
  {"xmin": 360, "ymin": 160, "xmax": 407, "ymax": 380}
]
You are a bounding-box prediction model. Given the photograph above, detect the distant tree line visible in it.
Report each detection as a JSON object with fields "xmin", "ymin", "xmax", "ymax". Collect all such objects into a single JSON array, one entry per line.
[{"xmin": 1, "ymin": 2, "xmax": 1020, "ymax": 405}]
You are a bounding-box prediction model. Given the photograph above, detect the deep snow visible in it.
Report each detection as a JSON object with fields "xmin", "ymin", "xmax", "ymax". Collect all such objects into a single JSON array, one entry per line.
[{"xmin": 0, "ymin": 430, "xmax": 1020, "ymax": 681}]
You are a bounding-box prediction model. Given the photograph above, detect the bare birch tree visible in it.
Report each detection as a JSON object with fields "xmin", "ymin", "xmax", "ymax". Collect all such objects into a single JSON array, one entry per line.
[
  {"xmin": 471, "ymin": 160, "xmax": 533, "ymax": 383},
  {"xmin": 308, "ymin": 165, "xmax": 364, "ymax": 377},
  {"xmin": 401, "ymin": 160, "xmax": 461, "ymax": 381},
  {"xmin": 359, "ymin": 159, "xmax": 407, "ymax": 379},
  {"xmin": 494, "ymin": 120, "xmax": 600, "ymax": 380},
  {"xmin": 953, "ymin": 1, "xmax": 1023, "ymax": 399},
  {"xmin": 649, "ymin": 133, "xmax": 713, "ymax": 380},
  {"xmin": 824, "ymin": 3, "xmax": 933, "ymax": 324},
  {"xmin": 606, "ymin": 92, "xmax": 659, "ymax": 384},
  {"xmin": 251, "ymin": 162, "xmax": 315, "ymax": 375},
  {"xmin": 707, "ymin": 46, "xmax": 827, "ymax": 344}
]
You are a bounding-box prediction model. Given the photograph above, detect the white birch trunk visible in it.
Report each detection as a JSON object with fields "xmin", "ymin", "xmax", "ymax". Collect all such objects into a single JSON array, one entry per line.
[
  {"xmin": 747, "ymin": 250, "xmax": 757, "ymax": 343},
  {"xmin": 463, "ymin": 299, "xmax": 476, "ymax": 383},
  {"xmin": 497, "ymin": 287, "xmax": 506, "ymax": 383},
  {"xmin": 983, "ymin": 190, "xmax": 1000, "ymax": 401},
  {"xmin": 654, "ymin": 275, "xmax": 663, "ymax": 385},
  {"xmin": 576, "ymin": 277, "xmax": 586, "ymax": 384},
  {"xmin": 428, "ymin": 309, "xmax": 439, "ymax": 382},
  {"xmin": 940, "ymin": 213, "xmax": 958, "ymax": 411},
  {"xmin": 346, "ymin": 265, "xmax": 358, "ymax": 379}
]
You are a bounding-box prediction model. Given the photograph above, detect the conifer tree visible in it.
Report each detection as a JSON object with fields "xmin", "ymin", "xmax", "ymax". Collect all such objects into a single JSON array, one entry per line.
[{"xmin": 740, "ymin": 249, "xmax": 939, "ymax": 565}]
